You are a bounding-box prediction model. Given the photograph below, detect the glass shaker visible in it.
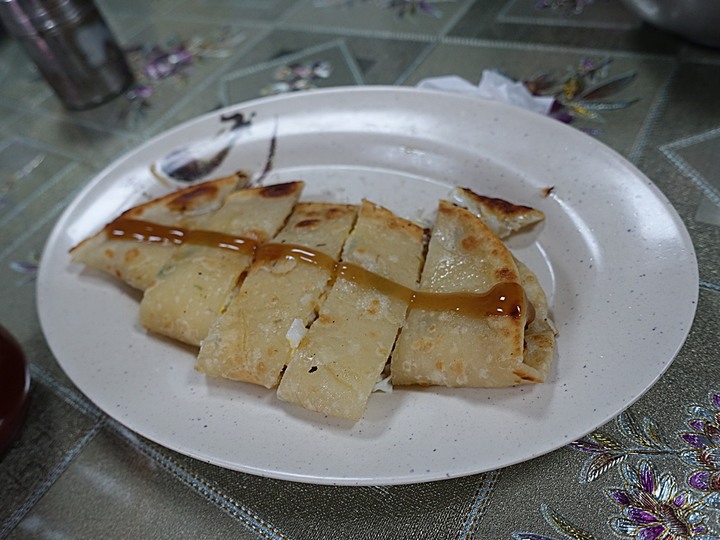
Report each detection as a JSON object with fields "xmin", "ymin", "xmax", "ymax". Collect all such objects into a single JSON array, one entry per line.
[{"xmin": 0, "ymin": 0, "xmax": 134, "ymax": 110}]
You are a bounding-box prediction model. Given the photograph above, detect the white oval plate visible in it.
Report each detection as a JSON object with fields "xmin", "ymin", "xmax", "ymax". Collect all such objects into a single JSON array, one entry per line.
[{"xmin": 37, "ymin": 87, "xmax": 698, "ymax": 485}]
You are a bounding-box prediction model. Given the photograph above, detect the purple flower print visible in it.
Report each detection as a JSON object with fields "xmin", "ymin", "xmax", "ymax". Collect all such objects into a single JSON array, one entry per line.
[
  {"xmin": 680, "ymin": 392, "xmax": 720, "ymax": 500},
  {"xmin": 607, "ymin": 461, "xmax": 709, "ymax": 539},
  {"xmin": 261, "ymin": 61, "xmax": 333, "ymax": 96},
  {"xmin": 522, "ymin": 57, "xmax": 638, "ymax": 130}
]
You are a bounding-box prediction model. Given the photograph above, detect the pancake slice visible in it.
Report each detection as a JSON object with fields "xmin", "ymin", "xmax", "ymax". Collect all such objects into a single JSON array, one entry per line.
[
  {"xmin": 69, "ymin": 174, "xmax": 243, "ymax": 290},
  {"xmin": 139, "ymin": 182, "xmax": 304, "ymax": 346},
  {"xmin": 450, "ymin": 187, "xmax": 545, "ymax": 239},
  {"xmin": 391, "ymin": 199, "xmax": 539, "ymax": 387},
  {"xmin": 196, "ymin": 202, "xmax": 358, "ymax": 388},
  {"xmin": 276, "ymin": 200, "xmax": 425, "ymax": 421},
  {"xmin": 514, "ymin": 258, "xmax": 556, "ymax": 382}
]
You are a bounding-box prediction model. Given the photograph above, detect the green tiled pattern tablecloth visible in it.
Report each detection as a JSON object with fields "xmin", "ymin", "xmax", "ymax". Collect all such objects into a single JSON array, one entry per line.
[{"xmin": 1, "ymin": 1, "xmax": 719, "ymax": 538}]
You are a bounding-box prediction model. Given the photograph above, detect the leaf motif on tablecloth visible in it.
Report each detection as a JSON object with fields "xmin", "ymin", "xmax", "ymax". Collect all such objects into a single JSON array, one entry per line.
[
  {"xmin": 9, "ymin": 250, "xmax": 40, "ymax": 284},
  {"xmin": 541, "ymin": 505, "xmax": 598, "ymax": 540},
  {"xmin": 577, "ymin": 71, "xmax": 637, "ymax": 100},
  {"xmin": 579, "ymin": 452, "xmax": 627, "ymax": 484},
  {"xmin": 512, "ymin": 504, "xmax": 600, "ymax": 540},
  {"xmin": 618, "ymin": 412, "xmax": 671, "ymax": 450},
  {"xmin": 571, "ymin": 429, "xmax": 629, "ymax": 483},
  {"xmin": 572, "ymin": 411, "xmax": 676, "ymax": 483},
  {"xmin": 618, "ymin": 410, "xmax": 655, "ymax": 447},
  {"xmin": 590, "ymin": 432, "xmax": 624, "ymax": 452},
  {"xmin": 643, "ymin": 418, "xmax": 671, "ymax": 450},
  {"xmin": 520, "ymin": 57, "xmax": 638, "ymax": 131},
  {"xmin": 569, "ymin": 438, "xmax": 606, "ymax": 453}
]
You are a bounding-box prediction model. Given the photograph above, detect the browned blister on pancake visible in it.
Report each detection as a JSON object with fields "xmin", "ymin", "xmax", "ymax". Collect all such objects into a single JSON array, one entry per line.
[{"xmin": 451, "ymin": 186, "xmax": 545, "ymax": 239}]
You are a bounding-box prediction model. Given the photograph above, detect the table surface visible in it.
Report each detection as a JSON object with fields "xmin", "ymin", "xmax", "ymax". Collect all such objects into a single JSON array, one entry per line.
[{"xmin": 1, "ymin": 1, "xmax": 719, "ymax": 538}]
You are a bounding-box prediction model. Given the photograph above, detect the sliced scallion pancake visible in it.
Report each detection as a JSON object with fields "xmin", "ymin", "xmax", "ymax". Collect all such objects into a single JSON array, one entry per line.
[
  {"xmin": 391, "ymin": 199, "xmax": 540, "ymax": 387},
  {"xmin": 514, "ymin": 257, "xmax": 556, "ymax": 382}
]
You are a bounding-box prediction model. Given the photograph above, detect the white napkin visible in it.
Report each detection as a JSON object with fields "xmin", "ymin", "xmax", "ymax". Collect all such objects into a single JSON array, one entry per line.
[{"xmin": 416, "ymin": 71, "xmax": 555, "ymax": 116}]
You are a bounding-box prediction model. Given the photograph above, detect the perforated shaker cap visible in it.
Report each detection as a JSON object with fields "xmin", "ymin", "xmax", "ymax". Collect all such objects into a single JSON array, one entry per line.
[{"xmin": 0, "ymin": 0, "xmax": 91, "ymax": 37}]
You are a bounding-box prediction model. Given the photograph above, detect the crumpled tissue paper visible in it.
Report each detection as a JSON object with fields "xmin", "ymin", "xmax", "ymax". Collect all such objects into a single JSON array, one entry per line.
[{"xmin": 416, "ymin": 70, "xmax": 555, "ymax": 116}]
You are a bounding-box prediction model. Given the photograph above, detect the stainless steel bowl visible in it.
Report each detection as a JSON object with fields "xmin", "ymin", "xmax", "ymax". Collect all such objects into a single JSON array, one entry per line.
[{"xmin": 621, "ymin": 0, "xmax": 720, "ymax": 47}]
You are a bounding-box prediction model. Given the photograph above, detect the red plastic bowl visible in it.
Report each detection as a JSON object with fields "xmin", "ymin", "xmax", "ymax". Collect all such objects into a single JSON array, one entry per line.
[{"xmin": 0, "ymin": 326, "xmax": 30, "ymax": 455}]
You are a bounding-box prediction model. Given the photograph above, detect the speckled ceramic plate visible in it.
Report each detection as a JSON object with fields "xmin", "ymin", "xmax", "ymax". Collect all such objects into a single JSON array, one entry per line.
[{"xmin": 37, "ymin": 86, "xmax": 698, "ymax": 485}]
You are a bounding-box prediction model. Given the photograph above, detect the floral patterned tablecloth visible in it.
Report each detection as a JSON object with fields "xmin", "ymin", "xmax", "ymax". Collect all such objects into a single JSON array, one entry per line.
[{"xmin": 1, "ymin": 1, "xmax": 719, "ymax": 538}]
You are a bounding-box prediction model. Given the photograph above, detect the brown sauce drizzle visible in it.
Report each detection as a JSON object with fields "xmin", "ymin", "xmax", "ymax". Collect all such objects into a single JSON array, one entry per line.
[
  {"xmin": 107, "ymin": 218, "xmax": 532, "ymax": 321},
  {"xmin": 108, "ymin": 218, "xmax": 257, "ymax": 255}
]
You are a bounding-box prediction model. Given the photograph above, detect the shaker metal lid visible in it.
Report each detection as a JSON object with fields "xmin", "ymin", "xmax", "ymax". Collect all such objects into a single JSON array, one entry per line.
[{"xmin": 0, "ymin": 0, "xmax": 90, "ymax": 37}]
